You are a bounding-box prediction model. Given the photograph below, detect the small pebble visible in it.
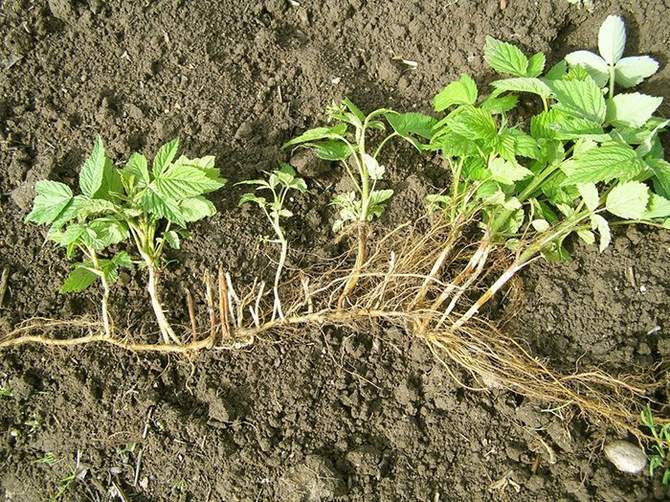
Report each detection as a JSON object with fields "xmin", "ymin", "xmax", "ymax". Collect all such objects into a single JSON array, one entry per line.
[{"xmin": 604, "ymin": 440, "xmax": 647, "ymax": 474}]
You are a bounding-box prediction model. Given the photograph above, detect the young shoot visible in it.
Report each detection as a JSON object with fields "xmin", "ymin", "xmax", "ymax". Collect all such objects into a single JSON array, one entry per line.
[
  {"xmin": 423, "ymin": 15, "xmax": 670, "ymax": 329},
  {"xmin": 641, "ymin": 406, "xmax": 670, "ymax": 485},
  {"xmin": 283, "ymin": 98, "xmax": 435, "ymax": 306},
  {"xmin": 27, "ymin": 136, "xmax": 226, "ymax": 343},
  {"xmin": 238, "ymin": 164, "xmax": 307, "ymax": 319}
]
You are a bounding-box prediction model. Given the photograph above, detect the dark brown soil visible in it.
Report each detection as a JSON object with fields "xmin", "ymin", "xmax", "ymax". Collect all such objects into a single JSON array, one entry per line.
[{"xmin": 1, "ymin": 0, "xmax": 669, "ymax": 500}]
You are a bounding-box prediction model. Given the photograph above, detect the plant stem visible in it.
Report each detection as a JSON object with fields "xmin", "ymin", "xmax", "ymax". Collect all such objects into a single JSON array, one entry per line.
[
  {"xmin": 338, "ymin": 223, "xmax": 368, "ymax": 309},
  {"xmin": 608, "ymin": 65, "xmax": 616, "ymax": 99},
  {"xmin": 88, "ymin": 248, "xmax": 112, "ymax": 338},
  {"xmin": 145, "ymin": 258, "xmax": 180, "ymax": 344}
]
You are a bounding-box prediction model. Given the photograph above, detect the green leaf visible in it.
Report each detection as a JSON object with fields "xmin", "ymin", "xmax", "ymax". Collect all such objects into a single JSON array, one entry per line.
[
  {"xmin": 491, "ymin": 77, "xmax": 552, "ymax": 99},
  {"xmin": 430, "ymin": 128, "xmax": 478, "ymax": 157},
  {"xmin": 26, "ymin": 180, "xmax": 73, "ymax": 225},
  {"xmin": 648, "ymin": 158, "xmax": 670, "ymax": 198},
  {"xmin": 564, "ymin": 51, "xmax": 609, "ymax": 87},
  {"xmin": 163, "ymin": 230, "xmax": 181, "ymax": 249},
  {"xmin": 526, "ymin": 52, "xmax": 546, "ymax": 78},
  {"xmin": 577, "ymin": 230, "xmax": 595, "ymax": 245},
  {"xmin": 577, "ymin": 183, "xmax": 599, "ymax": 211},
  {"xmin": 606, "ymin": 181, "xmax": 649, "ymax": 219},
  {"xmin": 551, "ymin": 117, "xmax": 607, "ymax": 141},
  {"xmin": 447, "ymin": 105, "xmax": 497, "ymax": 142},
  {"xmin": 369, "ymin": 189, "xmax": 393, "ymax": 206},
  {"xmin": 111, "ymin": 251, "xmax": 133, "ymax": 269},
  {"xmin": 590, "ymin": 213, "xmax": 611, "ymax": 252},
  {"xmin": 562, "ymin": 143, "xmax": 644, "ymax": 185},
  {"xmin": 152, "ymin": 138, "xmax": 180, "ymax": 178},
  {"xmin": 79, "ymin": 136, "xmax": 106, "ymax": 197},
  {"xmin": 152, "ymin": 164, "xmax": 225, "ymax": 200},
  {"xmin": 511, "ymin": 131, "xmax": 539, "ymax": 159},
  {"xmin": 49, "ymin": 195, "xmax": 91, "ymax": 229},
  {"xmin": 433, "ymin": 74, "xmax": 478, "ymax": 111},
  {"xmin": 643, "ymin": 193, "xmax": 670, "ymax": 219},
  {"xmin": 61, "ymin": 265, "xmax": 98, "ymax": 293},
  {"xmin": 484, "ymin": 36, "xmax": 528, "ymax": 77},
  {"xmin": 142, "ymin": 189, "xmax": 185, "ymax": 226},
  {"xmin": 548, "ymin": 78, "xmax": 606, "ymax": 124},
  {"xmin": 283, "ymin": 124, "xmax": 348, "ymax": 149},
  {"xmin": 342, "ymin": 97, "xmax": 365, "ymax": 122},
  {"xmin": 181, "ymin": 195, "xmax": 217, "ymax": 222},
  {"xmin": 385, "ymin": 112, "xmax": 436, "ymax": 140},
  {"xmin": 615, "ymin": 56, "xmax": 659, "ymax": 88},
  {"xmin": 94, "ymin": 159, "xmax": 124, "ymax": 200},
  {"xmin": 307, "ymin": 140, "xmax": 351, "ymax": 161},
  {"xmin": 480, "ymin": 94, "xmax": 518, "ymax": 114},
  {"xmin": 489, "ymin": 158, "xmax": 532, "ymax": 185},
  {"xmin": 90, "ymin": 218, "xmax": 129, "ymax": 249},
  {"xmin": 122, "ymin": 153, "xmax": 150, "ymax": 188},
  {"xmin": 606, "ymin": 93, "xmax": 663, "ymax": 128},
  {"xmin": 545, "ymin": 60, "xmax": 568, "ymax": 80},
  {"xmin": 598, "ymin": 15, "xmax": 626, "ymax": 65}
]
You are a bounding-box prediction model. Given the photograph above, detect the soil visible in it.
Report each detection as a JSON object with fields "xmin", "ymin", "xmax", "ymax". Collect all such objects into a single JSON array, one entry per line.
[{"xmin": 1, "ymin": 0, "xmax": 669, "ymax": 500}]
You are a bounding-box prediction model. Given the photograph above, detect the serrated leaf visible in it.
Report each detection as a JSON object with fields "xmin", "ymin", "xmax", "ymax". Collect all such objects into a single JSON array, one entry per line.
[
  {"xmin": 491, "ymin": 77, "xmax": 552, "ymax": 99},
  {"xmin": 643, "ymin": 193, "xmax": 670, "ymax": 219},
  {"xmin": 363, "ymin": 154, "xmax": 385, "ymax": 181},
  {"xmin": 430, "ymin": 127, "xmax": 478, "ymax": 157},
  {"xmin": 180, "ymin": 195, "xmax": 217, "ymax": 222},
  {"xmin": 484, "ymin": 36, "xmax": 528, "ymax": 77},
  {"xmin": 94, "ymin": 159, "xmax": 124, "ymax": 200},
  {"xmin": 577, "ymin": 229, "xmax": 595, "ymax": 245},
  {"xmin": 153, "ymin": 164, "xmax": 225, "ymax": 200},
  {"xmin": 152, "ymin": 138, "xmax": 180, "ymax": 178},
  {"xmin": 598, "ymin": 15, "xmax": 626, "ymax": 65},
  {"xmin": 545, "ymin": 60, "xmax": 568, "ymax": 80},
  {"xmin": 551, "ymin": 116, "xmax": 608, "ymax": 141},
  {"xmin": 527, "ymin": 52, "xmax": 546, "ymax": 77},
  {"xmin": 489, "ymin": 158, "xmax": 532, "ymax": 185},
  {"xmin": 385, "ymin": 112, "xmax": 436, "ymax": 140},
  {"xmin": 111, "ymin": 251, "xmax": 133, "ymax": 269},
  {"xmin": 89, "ymin": 218, "xmax": 129, "ymax": 249},
  {"xmin": 283, "ymin": 124, "xmax": 347, "ymax": 149},
  {"xmin": 577, "ymin": 183, "xmax": 599, "ymax": 211},
  {"xmin": 447, "ymin": 105, "xmax": 497, "ymax": 142},
  {"xmin": 647, "ymin": 158, "xmax": 670, "ymax": 198},
  {"xmin": 463, "ymin": 157, "xmax": 490, "ymax": 181},
  {"xmin": 606, "ymin": 181, "xmax": 649, "ymax": 219},
  {"xmin": 433, "ymin": 74, "xmax": 478, "ymax": 111},
  {"xmin": 564, "ymin": 51, "xmax": 609, "ymax": 87},
  {"xmin": 615, "ymin": 56, "xmax": 659, "ymax": 88},
  {"xmin": 122, "ymin": 153, "xmax": 150, "ymax": 188},
  {"xmin": 606, "ymin": 93, "xmax": 663, "ymax": 128},
  {"xmin": 590, "ymin": 213, "xmax": 611, "ymax": 252},
  {"xmin": 562, "ymin": 143, "xmax": 643, "ymax": 184},
  {"xmin": 163, "ymin": 230, "xmax": 181, "ymax": 249},
  {"xmin": 25, "ymin": 180, "xmax": 73, "ymax": 225},
  {"xmin": 79, "ymin": 136, "xmax": 106, "ymax": 197},
  {"xmin": 548, "ymin": 78, "xmax": 606, "ymax": 123},
  {"xmin": 369, "ymin": 189, "xmax": 393, "ymax": 206},
  {"xmin": 480, "ymin": 94, "xmax": 518, "ymax": 114},
  {"xmin": 49, "ymin": 195, "xmax": 91, "ymax": 230},
  {"xmin": 142, "ymin": 189, "xmax": 185, "ymax": 226},
  {"xmin": 61, "ymin": 265, "xmax": 98, "ymax": 293},
  {"xmin": 511, "ymin": 131, "xmax": 539, "ymax": 159}
]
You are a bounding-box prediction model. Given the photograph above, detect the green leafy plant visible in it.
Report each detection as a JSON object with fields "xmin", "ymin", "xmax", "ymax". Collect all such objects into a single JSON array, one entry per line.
[
  {"xmin": 423, "ymin": 14, "xmax": 669, "ymax": 329},
  {"xmin": 641, "ymin": 406, "xmax": 670, "ymax": 484},
  {"xmin": 565, "ymin": 15, "xmax": 658, "ymax": 98},
  {"xmin": 283, "ymin": 98, "xmax": 434, "ymax": 306},
  {"xmin": 27, "ymin": 137, "xmax": 225, "ymax": 342},
  {"xmin": 238, "ymin": 164, "xmax": 307, "ymax": 319}
]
